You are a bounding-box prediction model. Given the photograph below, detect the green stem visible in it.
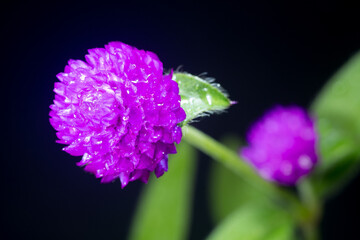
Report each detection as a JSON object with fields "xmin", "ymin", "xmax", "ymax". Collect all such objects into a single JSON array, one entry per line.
[
  {"xmin": 301, "ymin": 223, "xmax": 319, "ymax": 240},
  {"xmin": 298, "ymin": 179, "xmax": 322, "ymax": 240},
  {"xmin": 182, "ymin": 125, "xmax": 308, "ymax": 221}
]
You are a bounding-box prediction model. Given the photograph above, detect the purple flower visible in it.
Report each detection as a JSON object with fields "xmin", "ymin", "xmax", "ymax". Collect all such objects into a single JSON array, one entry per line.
[
  {"xmin": 240, "ymin": 106, "xmax": 318, "ymax": 185},
  {"xmin": 50, "ymin": 42, "xmax": 186, "ymax": 188}
]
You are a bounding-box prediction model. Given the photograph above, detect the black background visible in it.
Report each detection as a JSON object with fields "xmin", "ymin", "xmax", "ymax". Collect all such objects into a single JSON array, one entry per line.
[{"xmin": 3, "ymin": 0, "xmax": 360, "ymax": 239}]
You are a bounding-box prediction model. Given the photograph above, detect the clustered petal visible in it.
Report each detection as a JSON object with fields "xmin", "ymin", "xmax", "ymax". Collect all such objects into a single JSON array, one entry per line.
[
  {"xmin": 240, "ymin": 105, "xmax": 318, "ymax": 185},
  {"xmin": 50, "ymin": 42, "xmax": 186, "ymax": 188}
]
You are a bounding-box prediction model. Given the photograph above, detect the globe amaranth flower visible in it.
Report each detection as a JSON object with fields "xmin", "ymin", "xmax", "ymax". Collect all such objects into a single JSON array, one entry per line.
[
  {"xmin": 49, "ymin": 42, "xmax": 186, "ymax": 188},
  {"xmin": 240, "ymin": 105, "xmax": 318, "ymax": 185}
]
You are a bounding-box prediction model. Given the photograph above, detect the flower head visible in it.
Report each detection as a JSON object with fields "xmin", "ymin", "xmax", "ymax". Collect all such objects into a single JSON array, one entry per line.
[
  {"xmin": 50, "ymin": 42, "xmax": 186, "ymax": 188},
  {"xmin": 240, "ymin": 105, "xmax": 318, "ymax": 185}
]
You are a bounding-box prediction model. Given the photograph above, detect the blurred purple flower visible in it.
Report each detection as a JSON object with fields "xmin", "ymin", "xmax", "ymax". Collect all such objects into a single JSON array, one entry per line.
[
  {"xmin": 240, "ymin": 106, "xmax": 318, "ymax": 185},
  {"xmin": 50, "ymin": 42, "xmax": 186, "ymax": 188}
]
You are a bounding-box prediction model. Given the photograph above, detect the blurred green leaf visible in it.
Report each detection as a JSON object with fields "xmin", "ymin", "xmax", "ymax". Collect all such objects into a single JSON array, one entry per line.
[
  {"xmin": 206, "ymin": 203, "xmax": 295, "ymax": 240},
  {"xmin": 173, "ymin": 72, "xmax": 231, "ymax": 125},
  {"xmin": 208, "ymin": 135, "xmax": 265, "ymax": 224},
  {"xmin": 127, "ymin": 142, "xmax": 197, "ymax": 240},
  {"xmin": 311, "ymin": 51, "xmax": 360, "ymax": 197}
]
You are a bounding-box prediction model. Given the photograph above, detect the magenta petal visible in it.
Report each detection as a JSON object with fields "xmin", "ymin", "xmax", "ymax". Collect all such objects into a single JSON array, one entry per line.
[
  {"xmin": 49, "ymin": 41, "xmax": 185, "ymax": 188},
  {"xmin": 130, "ymin": 170, "xmax": 150, "ymax": 184},
  {"xmin": 155, "ymin": 157, "xmax": 168, "ymax": 178},
  {"xmin": 139, "ymin": 171, "xmax": 150, "ymax": 183},
  {"xmin": 119, "ymin": 172, "xmax": 130, "ymax": 188},
  {"xmin": 101, "ymin": 175, "xmax": 117, "ymax": 183}
]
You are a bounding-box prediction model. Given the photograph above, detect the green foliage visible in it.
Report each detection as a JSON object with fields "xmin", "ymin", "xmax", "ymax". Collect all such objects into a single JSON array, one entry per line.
[
  {"xmin": 127, "ymin": 142, "xmax": 197, "ymax": 240},
  {"xmin": 206, "ymin": 203, "xmax": 295, "ymax": 240},
  {"xmin": 208, "ymin": 136, "xmax": 264, "ymax": 224},
  {"xmin": 173, "ymin": 72, "xmax": 231, "ymax": 125},
  {"xmin": 209, "ymin": 160, "xmax": 265, "ymax": 224},
  {"xmin": 311, "ymin": 52, "xmax": 360, "ymax": 198}
]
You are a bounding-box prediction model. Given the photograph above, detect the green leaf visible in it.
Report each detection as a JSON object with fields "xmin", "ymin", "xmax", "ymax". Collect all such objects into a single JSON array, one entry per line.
[
  {"xmin": 127, "ymin": 142, "xmax": 197, "ymax": 240},
  {"xmin": 311, "ymin": 51, "xmax": 360, "ymax": 197},
  {"xmin": 173, "ymin": 72, "xmax": 231, "ymax": 125},
  {"xmin": 208, "ymin": 135, "xmax": 265, "ymax": 224},
  {"xmin": 206, "ymin": 203, "xmax": 295, "ymax": 240}
]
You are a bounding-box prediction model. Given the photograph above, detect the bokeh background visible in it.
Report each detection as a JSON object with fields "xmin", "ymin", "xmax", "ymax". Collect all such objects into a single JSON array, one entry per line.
[{"xmin": 3, "ymin": 1, "xmax": 360, "ymax": 239}]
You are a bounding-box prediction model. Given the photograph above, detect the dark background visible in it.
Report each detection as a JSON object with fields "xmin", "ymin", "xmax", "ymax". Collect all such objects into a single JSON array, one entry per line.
[{"xmin": 3, "ymin": 0, "xmax": 360, "ymax": 239}]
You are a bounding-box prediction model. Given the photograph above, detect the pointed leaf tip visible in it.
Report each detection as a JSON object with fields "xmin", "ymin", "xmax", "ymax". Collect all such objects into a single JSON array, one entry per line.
[{"xmin": 173, "ymin": 72, "xmax": 232, "ymax": 125}]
